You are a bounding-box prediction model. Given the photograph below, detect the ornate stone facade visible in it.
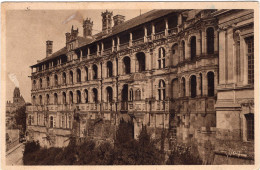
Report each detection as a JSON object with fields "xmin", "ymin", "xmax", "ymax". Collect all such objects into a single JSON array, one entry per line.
[{"xmin": 26, "ymin": 9, "xmax": 254, "ymax": 164}]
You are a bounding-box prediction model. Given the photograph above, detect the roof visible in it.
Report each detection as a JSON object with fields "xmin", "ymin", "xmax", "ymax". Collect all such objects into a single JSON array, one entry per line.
[
  {"xmin": 94, "ymin": 9, "xmax": 182, "ymax": 41},
  {"xmin": 32, "ymin": 10, "xmax": 183, "ymax": 67}
]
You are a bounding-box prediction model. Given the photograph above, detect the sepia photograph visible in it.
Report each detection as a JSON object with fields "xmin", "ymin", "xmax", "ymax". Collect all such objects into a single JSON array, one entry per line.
[{"xmin": 1, "ymin": 2, "xmax": 259, "ymax": 169}]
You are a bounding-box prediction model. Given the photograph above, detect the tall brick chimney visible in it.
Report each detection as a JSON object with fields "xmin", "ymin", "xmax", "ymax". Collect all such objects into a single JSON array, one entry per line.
[
  {"xmin": 46, "ymin": 40, "xmax": 53, "ymax": 58},
  {"xmin": 113, "ymin": 15, "xmax": 125, "ymax": 27},
  {"xmin": 101, "ymin": 10, "xmax": 113, "ymax": 34},
  {"xmin": 83, "ymin": 18, "xmax": 93, "ymax": 38}
]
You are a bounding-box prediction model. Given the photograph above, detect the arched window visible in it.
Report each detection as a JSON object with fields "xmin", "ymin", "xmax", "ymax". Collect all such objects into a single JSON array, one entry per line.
[
  {"xmin": 69, "ymin": 71, "xmax": 73, "ymax": 84},
  {"xmin": 206, "ymin": 27, "xmax": 214, "ymax": 54},
  {"xmin": 172, "ymin": 44, "xmax": 178, "ymax": 65},
  {"xmin": 107, "ymin": 61, "xmax": 113, "ymax": 77},
  {"xmin": 158, "ymin": 47, "xmax": 166, "ymax": 69},
  {"xmin": 54, "ymin": 74, "xmax": 58, "ymax": 86},
  {"xmin": 123, "ymin": 57, "xmax": 131, "ymax": 74},
  {"xmin": 54, "ymin": 93, "xmax": 58, "ymax": 104},
  {"xmin": 136, "ymin": 52, "xmax": 146, "ymax": 72},
  {"xmin": 129, "ymin": 88, "xmax": 133, "ymax": 101},
  {"xmin": 50, "ymin": 116, "xmax": 54, "ymax": 128},
  {"xmin": 32, "ymin": 96, "xmax": 36, "ymax": 105},
  {"xmin": 39, "ymin": 78, "xmax": 43, "ymax": 88},
  {"xmin": 76, "ymin": 90, "xmax": 81, "ymax": 103},
  {"xmin": 84, "ymin": 89, "xmax": 88, "ymax": 103},
  {"xmin": 46, "ymin": 94, "xmax": 50, "ymax": 105},
  {"xmin": 182, "ymin": 40, "xmax": 185, "ymax": 60},
  {"xmin": 93, "ymin": 65, "xmax": 98, "ymax": 80},
  {"xmin": 33, "ymin": 80, "xmax": 36, "ymax": 90},
  {"xmin": 181, "ymin": 77, "xmax": 186, "ymax": 97},
  {"xmin": 172, "ymin": 78, "xmax": 179, "ymax": 99},
  {"xmin": 85, "ymin": 67, "xmax": 89, "ymax": 81},
  {"xmin": 62, "ymin": 92, "xmax": 66, "ymax": 104},
  {"xmin": 190, "ymin": 75, "xmax": 197, "ymax": 98},
  {"xmin": 158, "ymin": 80, "xmax": 166, "ymax": 100},
  {"xmin": 77, "ymin": 69, "xmax": 81, "ymax": 82},
  {"xmin": 207, "ymin": 72, "xmax": 214, "ymax": 97},
  {"xmin": 245, "ymin": 113, "xmax": 254, "ymax": 141},
  {"xmin": 190, "ymin": 36, "xmax": 196, "ymax": 60},
  {"xmin": 69, "ymin": 91, "xmax": 73, "ymax": 104},
  {"xmin": 92, "ymin": 88, "xmax": 98, "ymax": 103},
  {"xmin": 39, "ymin": 95, "xmax": 43, "ymax": 105},
  {"xmin": 106, "ymin": 87, "xmax": 113, "ymax": 102},
  {"xmin": 135, "ymin": 89, "xmax": 141, "ymax": 101},
  {"xmin": 46, "ymin": 77, "xmax": 50, "ymax": 87},
  {"xmin": 121, "ymin": 84, "xmax": 128, "ymax": 102},
  {"xmin": 62, "ymin": 72, "xmax": 66, "ymax": 85}
]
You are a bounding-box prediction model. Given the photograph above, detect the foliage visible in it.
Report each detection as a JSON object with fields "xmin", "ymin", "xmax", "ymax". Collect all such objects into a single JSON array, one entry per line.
[
  {"xmin": 166, "ymin": 140, "xmax": 202, "ymax": 165},
  {"xmin": 14, "ymin": 105, "xmax": 27, "ymax": 133}
]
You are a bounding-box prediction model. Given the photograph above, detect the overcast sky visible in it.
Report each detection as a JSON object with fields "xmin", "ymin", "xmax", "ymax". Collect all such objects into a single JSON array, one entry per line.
[{"xmin": 6, "ymin": 9, "xmax": 150, "ymax": 103}]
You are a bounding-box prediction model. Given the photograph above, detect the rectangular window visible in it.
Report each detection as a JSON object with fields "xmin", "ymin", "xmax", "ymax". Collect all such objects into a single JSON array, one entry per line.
[{"xmin": 246, "ymin": 36, "xmax": 254, "ymax": 85}]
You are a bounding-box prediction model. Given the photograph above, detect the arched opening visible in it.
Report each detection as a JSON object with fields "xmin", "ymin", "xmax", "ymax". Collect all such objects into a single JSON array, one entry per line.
[
  {"xmin": 39, "ymin": 95, "xmax": 43, "ymax": 105},
  {"xmin": 46, "ymin": 77, "xmax": 50, "ymax": 87},
  {"xmin": 207, "ymin": 72, "xmax": 215, "ymax": 96},
  {"xmin": 158, "ymin": 80, "xmax": 166, "ymax": 100},
  {"xmin": 50, "ymin": 116, "xmax": 54, "ymax": 128},
  {"xmin": 32, "ymin": 96, "xmax": 36, "ymax": 105},
  {"xmin": 69, "ymin": 71, "xmax": 73, "ymax": 84},
  {"xmin": 158, "ymin": 47, "xmax": 166, "ymax": 69},
  {"xmin": 107, "ymin": 61, "xmax": 113, "ymax": 77},
  {"xmin": 135, "ymin": 89, "xmax": 141, "ymax": 101},
  {"xmin": 181, "ymin": 77, "xmax": 186, "ymax": 97},
  {"xmin": 129, "ymin": 88, "xmax": 133, "ymax": 101},
  {"xmin": 33, "ymin": 80, "xmax": 36, "ymax": 89},
  {"xmin": 190, "ymin": 75, "xmax": 197, "ymax": 98},
  {"xmin": 106, "ymin": 86, "xmax": 113, "ymax": 102},
  {"xmin": 46, "ymin": 94, "xmax": 50, "ymax": 104},
  {"xmin": 245, "ymin": 113, "xmax": 254, "ymax": 141},
  {"xmin": 206, "ymin": 27, "xmax": 215, "ymax": 54},
  {"xmin": 122, "ymin": 84, "xmax": 128, "ymax": 102},
  {"xmin": 172, "ymin": 44, "xmax": 178, "ymax": 66},
  {"xmin": 76, "ymin": 90, "xmax": 81, "ymax": 103},
  {"xmin": 92, "ymin": 65, "xmax": 98, "ymax": 79},
  {"xmin": 182, "ymin": 40, "xmax": 185, "ymax": 60},
  {"xmin": 39, "ymin": 78, "xmax": 42, "ymax": 88},
  {"xmin": 92, "ymin": 88, "xmax": 98, "ymax": 103},
  {"xmin": 84, "ymin": 89, "xmax": 88, "ymax": 103},
  {"xmin": 136, "ymin": 52, "xmax": 146, "ymax": 72},
  {"xmin": 76, "ymin": 69, "xmax": 81, "ymax": 82},
  {"xmin": 190, "ymin": 36, "xmax": 196, "ymax": 60},
  {"xmin": 69, "ymin": 91, "xmax": 73, "ymax": 104},
  {"xmin": 62, "ymin": 72, "xmax": 66, "ymax": 85},
  {"xmin": 85, "ymin": 67, "xmax": 89, "ymax": 81},
  {"xmin": 54, "ymin": 93, "xmax": 58, "ymax": 104},
  {"xmin": 54, "ymin": 74, "xmax": 58, "ymax": 86},
  {"xmin": 172, "ymin": 78, "xmax": 179, "ymax": 99},
  {"xmin": 123, "ymin": 56, "xmax": 131, "ymax": 74},
  {"xmin": 62, "ymin": 92, "xmax": 66, "ymax": 104}
]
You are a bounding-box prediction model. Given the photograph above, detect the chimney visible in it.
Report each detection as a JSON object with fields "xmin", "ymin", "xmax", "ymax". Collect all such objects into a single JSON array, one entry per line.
[
  {"xmin": 71, "ymin": 25, "xmax": 79, "ymax": 40},
  {"xmin": 101, "ymin": 10, "xmax": 113, "ymax": 34},
  {"xmin": 83, "ymin": 18, "xmax": 93, "ymax": 38},
  {"xmin": 113, "ymin": 15, "xmax": 125, "ymax": 27},
  {"xmin": 65, "ymin": 32, "xmax": 71, "ymax": 43},
  {"xmin": 46, "ymin": 40, "xmax": 53, "ymax": 58}
]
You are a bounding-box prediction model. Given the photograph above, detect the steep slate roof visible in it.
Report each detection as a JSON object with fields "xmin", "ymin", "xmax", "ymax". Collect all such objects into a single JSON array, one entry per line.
[{"xmin": 32, "ymin": 9, "xmax": 183, "ymax": 67}]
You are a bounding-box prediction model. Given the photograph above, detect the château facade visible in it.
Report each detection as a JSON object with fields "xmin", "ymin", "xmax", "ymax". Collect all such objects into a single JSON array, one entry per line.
[{"xmin": 26, "ymin": 9, "xmax": 254, "ymax": 164}]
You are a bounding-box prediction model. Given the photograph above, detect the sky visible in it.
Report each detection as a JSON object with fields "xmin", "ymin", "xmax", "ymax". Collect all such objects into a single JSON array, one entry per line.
[{"xmin": 6, "ymin": 9, "xmax": 150, "ymax": 103}]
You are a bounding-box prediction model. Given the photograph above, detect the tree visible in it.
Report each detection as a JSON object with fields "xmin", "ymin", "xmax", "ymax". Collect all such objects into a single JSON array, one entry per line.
[{"xmin": 14, "ymin": 105, "xmax": 27, "ymax": 133}]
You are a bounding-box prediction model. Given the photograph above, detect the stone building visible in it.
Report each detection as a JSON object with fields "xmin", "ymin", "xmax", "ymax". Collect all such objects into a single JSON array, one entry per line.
[
  {"xmin": 26, "ymin": 9, "xmax": 254, "ymax": 164},
  {"xmin": 6, "ymin": 87, "xmax": 26, "ymax": 128}
]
